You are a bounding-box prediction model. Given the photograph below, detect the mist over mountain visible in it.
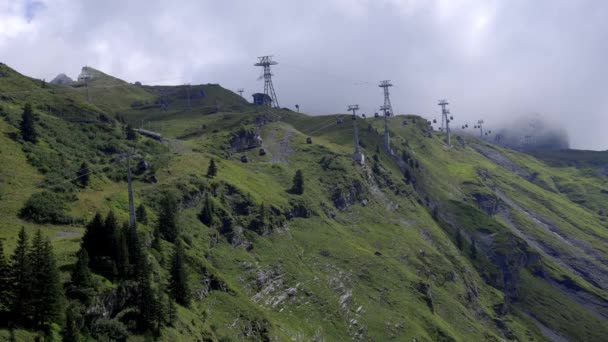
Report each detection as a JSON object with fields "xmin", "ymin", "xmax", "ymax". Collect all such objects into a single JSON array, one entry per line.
[
  {"xmin": 457, "ymin": 114, "xmax": 571, "ymax": 151},
  {"xmin": 2, "ymin": 1, "xmax": 608, "ymax": 149}
]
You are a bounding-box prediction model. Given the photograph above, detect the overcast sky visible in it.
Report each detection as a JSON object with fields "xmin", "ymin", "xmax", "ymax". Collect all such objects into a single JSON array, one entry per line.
[{"xmin": 1, "ymin": 0, "xmax": 607, "ymax": 149}]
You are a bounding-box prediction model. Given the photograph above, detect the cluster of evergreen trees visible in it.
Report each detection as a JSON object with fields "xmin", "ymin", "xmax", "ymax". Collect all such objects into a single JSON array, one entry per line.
[
  {"xmin": 80, "ymin": 212, "xmax": 143, "ymax": 281},
  {"xmin": 0, "ymin": 196, "xmax": 192, "ymax": 339},
  {"xmin": 71, "ymin": 208, "xmax": 188, "ymax": 335},
  {"xmin": 0, "ymin": 228, "xmax": 63, "ymax": 332}
]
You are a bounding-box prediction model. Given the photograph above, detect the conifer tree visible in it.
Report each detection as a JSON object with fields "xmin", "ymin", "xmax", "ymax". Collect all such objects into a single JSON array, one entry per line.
[
  {"xmin": 126, "ymin": 124, "xmax": 137, "ymax": 141},
  {"xmin": 151, "ymin": 226, "xmax": 161, "ymax": 251},
  {"xmin": 456, "ymin": 230, "xmax": 463, "ymax": 250},
  {"xmin": 20, "ymin": 103, "xmax": 37, "ymax": 143},
  {"xmin": 70, "ymin": 248, "xmax": 92, "ymax": 290},
  {"xmin": 10, "ymin": 227, "xmax": 32, "ymax": 325},
  {"xmin": 137, "ymin": 273, "xmax": 156, "ymax": 332},
  {"xmin": 206, "ymin": 159, "xmax": 217, "ymax": 178},
  {"xmin": 114, "ymin": 224, "xmax": 130, "ymax": 279},
  {"xmin": 29, "ymin": 230, "xmax": 63, "ymax": 328},
  {"xmin": 62, "ymin": 307, "xmax": 80, "ymax": 342},
  {"xmin": 76, "ymin": 162, "xmax": 90, "ymax": 187},
  {"xmin": 103, "ymin": 211, "xmax": 119, "ymax": 258},
  {"xmin": 291, "ymin": 170, "xmax": 304, "ymax": 194},
  {"xmin": 0, "ymin": 240, "xmax": 10, "ymax": 318},
  {"xmin": 126, "ymin": 223, "xmax": 144, "ymax": 279},
  {"xmin": 169, "ymin": 241, "xmax": 190, "ymax": 307},
  {"xmin": 136, "ymin": 260, "xmax": 164, "ymax": 333},
  {"xmin": 82, "ymin": 213, "xmax": 104, "ymax": 263},
  {"xmin": 470, "ymin": 239, "xmax": 478, "ymax": 259},
  {"xmin": 199, "ymin": 192, "xmax": 215, "ymax": 226},
  {"xmin": 166, "ymin": 296, "xmax": 177, "ymax": 326},
  {"xmin": 136, "ymin": 204, "xmax": 147, "ymax": 224},
  {"xmin": 158, "ymin": 192, "xmax": 179, "ymax": 243},
  {"xmin": 259, "ymin": 203, "xmax": 267, "ymax": 227}
]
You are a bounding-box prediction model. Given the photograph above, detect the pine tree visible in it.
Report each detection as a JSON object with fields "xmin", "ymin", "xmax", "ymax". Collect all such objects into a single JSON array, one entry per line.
[
  {"xmin": 206, "ymin": 159, "xmax": 217, "ymax": 178},
  {"xmin": 291, "ymin": 170, "xmax": 304, "ymax": 194},
  {"xmin": 404, "ymin": 168, "xmax": 412, "ymax": 183},
  {"xmin": 151, "ymin": 226, "xmax": 161, "ymax": 251},
  {"xmin": 10, "ymin": 227, "xmax": 32, "ymax": 325},
  {"xmin": 82, "ymin": 213, "xmax": 104, "ymax": 263},
  {"xmin": 136, "ymin": 204, "xmax": 148, "ymax": 224},
  {"xmin": 76, "ymin": 162, "xmax": 90, "ymax": 187},
  {"xmin": 114, "ymin": 224, "xmax": 130, "ymax": 279},
  {"xmin": 456, "ymin": 230, "xmax": 463, "ymax": 250},
  {"xmin": 103, "ymin": 212, "xmax": 119, "ymax": 278},
  {"xmin": 166, "ymin": 296, "xmax": 177, "ymax": 326},
  {"xmin": 70, "ymin": 248, "xmax": 92, "ymax": 289},
  {"xmin": 158, "ymin": 192, "xmax": 179, "ymax": 243},
  {"xmin": 62, "ymin": 307, "xmax": 80, "ymax": 342},
  {"xmin": 29, "ymin": 230, "xmax": 64, "ymax": 328},
  {"xmin": 259, "ymin": 203, "xmax": 267, "ymax": 228},
  {"xmin": 126, "ymin": 124, "xmax": 137, "ymax": 141},
  {"xmin": 20, "ymin": 103, "xmax": 37, "ymax": 143},
  {"xmin": 199, "ymin": 192, "xmax": 215, "ymax": 226},
  {"xmin": 0, "ymin": 240, "xmax": 10, "ymax": 319},
  {"xmin": 136, "ymin": 260, "xmax": 164, "ymax": 334},
  {"xmin": 126, "ymin": 223, "xmax": 144, "ymax": 280},
  {"xmin": 169, "ymin": 241, "xmax": 190, "ymax": 307},
  {"xmin": 470, "ymin": 239, "xmax": 478, "ymax": 259},
  {"xmin": 137, "ymin": 273, "xmax": 156, "ymax": 332},
  {"xmin": 83, "ymin": 212, "xmax": 119, "ymax": 279}
]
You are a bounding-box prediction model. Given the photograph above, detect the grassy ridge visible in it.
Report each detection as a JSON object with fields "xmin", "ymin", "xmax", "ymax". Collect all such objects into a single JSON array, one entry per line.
[{"xmin": 0, "ymin": 64, "xmax": 606, "ymax": 340}]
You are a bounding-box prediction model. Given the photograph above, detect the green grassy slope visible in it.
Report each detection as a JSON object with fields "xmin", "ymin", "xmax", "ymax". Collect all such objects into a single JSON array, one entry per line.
[{"xmin": 0, "ymin": 65, "xmax": 606, "ymax": 341}]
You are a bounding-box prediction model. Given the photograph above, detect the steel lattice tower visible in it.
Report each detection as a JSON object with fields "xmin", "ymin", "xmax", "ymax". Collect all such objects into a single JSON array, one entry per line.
[
  {"xmin": 477, "ymin": 119, "xmax": 484, "ymax": 137},
  {"xmin": 348, "ymin": 104, "xmax": 365, "ymax": 165},
  {"xmin": 255, "ymin": 56, "xmax": 280, "ymax": 108},
  {"xmin": 381, "ymin": 104, "xmax": 392, "ymax": 154},
  {"xmin": 237, "ymin": 88, "xmax": 244, "ymax": 97},
  {"xmin": 438, "ymin": 99, "xmax": 451, "ymax": 145},
  {"xmin": 379, "ymin": 80, "xmax": 394, "ymax": 154},
  {"xmin": 379, "ymin": 80, "xmax": 394, "ymax": 116}
]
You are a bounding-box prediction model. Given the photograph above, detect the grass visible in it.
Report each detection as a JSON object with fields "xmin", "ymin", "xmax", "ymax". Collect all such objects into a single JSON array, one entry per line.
[{"xmin": 0, "ymin": 64, "xmax": 606, "ymax": 341}]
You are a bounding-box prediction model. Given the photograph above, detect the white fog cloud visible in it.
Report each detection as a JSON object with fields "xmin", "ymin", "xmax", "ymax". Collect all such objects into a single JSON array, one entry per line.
[{"xmin": 0, "ymin": 0, "xmax": 606, "ymax": 149}]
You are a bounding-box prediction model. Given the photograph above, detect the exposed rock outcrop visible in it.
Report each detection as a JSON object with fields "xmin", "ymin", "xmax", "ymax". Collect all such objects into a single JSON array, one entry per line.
[
  {"xmin": 50, "ymin": 73, "xmax": 74, "ymax": 85},
  {"xmin": 231, "ymin": 129, "xmax": 262, "ymax": 152}
]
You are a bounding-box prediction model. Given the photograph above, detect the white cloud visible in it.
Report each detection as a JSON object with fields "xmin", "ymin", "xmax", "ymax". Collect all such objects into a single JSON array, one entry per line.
[{"xmin": 0, "ymin": 0, "xmax": 606, "ymax": 149}]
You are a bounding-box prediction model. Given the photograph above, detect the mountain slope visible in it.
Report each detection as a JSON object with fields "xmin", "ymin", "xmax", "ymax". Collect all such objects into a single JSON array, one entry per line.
[{"xmin": 0, "ymin": 65, "xmax": 606, "ymax": 341}]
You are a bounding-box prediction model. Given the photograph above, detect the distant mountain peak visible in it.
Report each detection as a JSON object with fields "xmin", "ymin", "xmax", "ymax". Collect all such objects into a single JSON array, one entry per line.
[{"xmin": 50, "ymin": 73, "xmax": 74, "ymax": 85}]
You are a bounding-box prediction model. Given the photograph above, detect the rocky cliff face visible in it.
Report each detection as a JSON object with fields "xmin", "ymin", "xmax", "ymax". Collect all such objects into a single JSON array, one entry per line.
[{"xmin": 230, "ymin": 129, "xmax": 262, "ymax": 152}]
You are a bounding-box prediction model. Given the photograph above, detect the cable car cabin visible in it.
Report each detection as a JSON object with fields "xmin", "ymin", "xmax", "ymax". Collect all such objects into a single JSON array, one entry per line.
[
  {"xmin": 306, "ymin": 137, "xmax": 313, "ymax": 144},
  {"xmin": 361, "ymin": 114, "xmax": 366, "ymax": 119},
  {"xmin": 412, "ymin": 118, "xmax": 417, "ymax": 123},
  {"xmin": 374, "ymin": 112, "xmax": 379, "ymax": 117},
  {"xmin": 337, "ymin": 117, "xmax": 344, "ymax": 124},
  {"xmin": 252, "ymin": 93, "xmax": 272, "ymax": 106},
  {"xmin": 240, "ymin": 155, "xmax": 249, "ymax": 163},
  {"xmin": 259, "ymin": 148, "xmax": 266, "ymax": 156},
  {"xmin": 402, "ymin": 120, "xmax": 408, "ymax": 126},
  {"xmin": 433, "ymin": 119, "xmax": 437, "ymax": 123}
]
